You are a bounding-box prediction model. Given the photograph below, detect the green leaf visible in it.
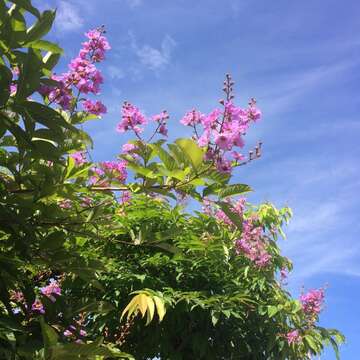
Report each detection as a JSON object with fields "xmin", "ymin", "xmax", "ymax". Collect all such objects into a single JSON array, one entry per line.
[
  {"xmin": 150, "ymin": 143, "xmax": 176, "ymax": 170},
  {"xmin": 73, "ymin": 301, "xmax": 115, "ymax": 315},
  {"xmin": 26, "ymin": 10, "xmax": 55, "ymax": 43},
  {"xmin": 175, "ymin": 138, "xmax": 204, "ymax": 169},
  {"xmin": 8, "ymin": 0, "xmax": 41, "ymax": 18},
  {"xmin": 218, "ymin": 184, "xmax": 252, "ymax": 199},
  {"xmin": 42, "ymin": 51, "xmax": 61, "ymax": 72},
  {"xmin": 20, "ymin": 100, "xmax": 76, "ymax": 132},
  {"xmin": 26, "ymin": 39, "xmax": 63, "ymax": 54},
  {"xmin": 267, "ymin": 305, "xmax": 278, "ymax": 318},
  {"xmin": 0, "ymin": 64, "xmax": 12, "ymax": 106},
  {"xmin": 217, "ymin": 201, "xmax": 243, "ymax": 230},
  {"xmin": 15, "ymin": 48, "xmax": 42, "ymax": 100},
  {"xmin": 0, "ymin": 111, "xmax": 33, "ymax": 148},
  {"xmin": 329, "ymin": 337, "xmax": 340, "ymax": 360},
  {"xmin": 40, "ymin": 317, "xmax": 58, "ymax": 358}
]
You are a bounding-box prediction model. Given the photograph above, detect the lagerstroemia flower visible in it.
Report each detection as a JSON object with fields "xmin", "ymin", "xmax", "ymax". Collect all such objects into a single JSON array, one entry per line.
[
  {"xmin": 117, "ymin": 102, "xmax": 147, "ymax": 134},
  {"xmin": 235, "ymin": 216, "xmax": 271, "ymax": 268},
  {"xmin": 300, "ymin": 288, "xmax": 325, "ymax": 318},
  {"xmin": 9, "ymin": 290, "xmax": 24, "ymax": 303},
  {"xmin": 100, "ymin": 160, "xmax": 128, "ymax": 183},
  {"xmin": 180, "ymin": 109, "xmax": 205, "ymax": 126},
  {"xmin": 122, "ymin": 143, "xmax": 137, "ymax": 153},
  {"xmin": 40, "ymin": 279, "xmax": 61, "ymax": 302},
  {"xmin": 31, "ymin": 299, "xmax": 45, "ymax": 314},
  {"xmin": 179, "ymin": 79, "xmax": 262, "ymax": 175},
  {"xmin": 71, "ymin": 151, "xmax": 87, "ymax": 166},
  {"xmin": 63, "ymin": 329, "xmax": 73, "ymax": 337},
  {"xmin": 82, "ymin": 99, "xmax": 107, "ymax": 115},
  {"xmin": 81, "ymin": 27, "xmax": 111, "ymax": 62},
  {"xmin": 39, "ymin": 27, "xmax": 109, "ymax": 111},
  {"xmin": 59, "ymin": 199, "xmax": 72, "ymax": 209},
  {"xmin": 285, "ymin": 330, "xmax": 301, "ymax": 345}
]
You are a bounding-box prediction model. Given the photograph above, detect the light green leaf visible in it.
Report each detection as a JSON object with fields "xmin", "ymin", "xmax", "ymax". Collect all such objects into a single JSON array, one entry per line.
[{"xmin": 175, "ymin": 138, "xmax": 204, "ymax": 169}]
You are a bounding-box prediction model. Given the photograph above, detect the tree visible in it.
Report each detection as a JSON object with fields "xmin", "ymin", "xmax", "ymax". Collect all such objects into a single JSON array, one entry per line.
[{"xmin": 0, "ymin": 0, "xmax": 344, "ymax": 359}]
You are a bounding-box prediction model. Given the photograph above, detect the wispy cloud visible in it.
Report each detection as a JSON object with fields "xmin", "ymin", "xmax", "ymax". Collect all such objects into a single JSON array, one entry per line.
[
  {"xmin": 129, "ymin": 32, "xmax": 176, "ymax": 71},
  {"xmin": 259, "ymin": 60, "xmax": 358, "ymax": 117},
  {"xmin": 125, "ymin": 0, "xmax": 142, "ymax": 8},
  {"xmin": 107, "ymin": 65, "xmax": 125, "ymax": 80},
  {"xmin": 55, "ymin": 1, "xmax": 84, "ymax": 32}
]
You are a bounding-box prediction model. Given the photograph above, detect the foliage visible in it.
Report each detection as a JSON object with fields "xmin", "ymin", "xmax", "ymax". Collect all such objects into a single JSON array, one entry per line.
[{"xmin": 0, "ymin": 0, "xmax": 344, "ymax": 359}]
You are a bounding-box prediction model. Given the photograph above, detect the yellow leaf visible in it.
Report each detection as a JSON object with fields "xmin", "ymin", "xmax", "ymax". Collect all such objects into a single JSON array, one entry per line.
[
  {"xmin": 145, "ymin": 297, "xmax": 155, "ymax": 325},
  {"xmin": 153, "ymin": 296, "xmax": 166, "ymax": 322}
]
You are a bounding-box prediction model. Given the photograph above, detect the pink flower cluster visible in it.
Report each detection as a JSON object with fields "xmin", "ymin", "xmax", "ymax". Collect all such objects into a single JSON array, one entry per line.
[
  {"xmin": 40, "ymin": 27, "xmax": 108, "ymax": 115},
  {"xmin": 215, "ymin": 198, "xmax": 246, "ymax": 226},
  {"xmin": 180, "ymin": 75, "xmax": 261, "ymax": 173},
  {"xmin": 31, "ymin": 299, "xmax": 45, "ymax": 314},
  {"xmin": 300, "ymin": 288, "xmax": 325, "ymax": 319},
  {"xmin": 82, "ymin": 99, "xmax": 107, "ymax": 115},
  {"xmin": 64, "ymin": 325, "xmax": 87, "ymax": 340},
  {"xmin": 117, "ymin": 102, "xmax": 147, "ymax": 135},
  {"xmin": 10, "ymin": 290, "xmax": 24, "ymax": 303},
  {"xmin": 70, "ymin": 151, "xmax": 87, "ymax": 166},
  {"xmin": 235, "ymin": 217, "xmax": 271, "ymax": 268},
  {"xmin": 80, "ymin": 27, "xmax": 110, "ymax": 62},
  {"xmin": 152, "ymin": 110, "xmax": 169, "ymax": 136},
  {"xmin": 40, "ymin": 279, "xmax": 61, "ymax": 302},
  {"xmin": 9, "ymin": 67, "xmax": 19, "ymax": 96},
  {"xmin": 285, "ymin": 329, "xmax": 301, "ymax": 345},
  {"xmin": 59, "ymin": 199, "xmax": 72, "ymax": 209},
  {"xmin": 101, "ymin": 160, "xmax": 128, "ymax": 182},
  {"xmin": 116, "ymin": 102, "xmax": 169, "ymax": 139},
  {"xmin": 203, "ymin": 197, "xmax": 246, "ymax": 226},
  {"xmin": 90, "ymin": 160, "xmax": 128, "ymax": 186},
  {"xmin": 120, "ymin": 190, "xmax": 132, "ymax": 204}
]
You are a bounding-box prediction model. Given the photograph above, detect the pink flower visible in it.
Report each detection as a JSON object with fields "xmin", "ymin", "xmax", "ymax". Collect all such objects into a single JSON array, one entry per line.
[
  {"xmin": 159, "ymin": 124, "xmax": 168, "ymax": 136},
  {"xmin": 152, "ymin": 111, "xmax": 169, "ymax": 123},
  {"xmin": 216, "ymin": 158, "xmax": 232, "ymax": 173},
  {"xmin": 117, "ymin": 102, "xmax": 147, "ymax": 134},
  {"xmin": 10, "ymin": 290, "xmax": 24, "ymax": 303},
  {"xmin": 10, "ymin": 83, "xmax": 17, "ymax": 95},
  {"xmin": 31, "ymin": 299, "xmax": 45, "ymax": 314},
  {"xmin": 285, "ymin": 330, "xmax": 301, "ymax": 345},
  {"xmin": 40, "ymin": 279, "xmax": 61, "ymax": 302},
  {"xmin": 81, "ymin": 27, "xmax": 111, "ymax": 62},
  {"xmin": 40, "ymin": 74, "xmax": 73, "ymax": 110},
  {"xmin": 120, "ymin": 191, "xmax": 131, "ymax": 205},
  {"xmin": 64, "ymin": 329, "xmax": 73, "ymax": 337},
  {"xmin": 231, "ymin": 151, "xmax": 245, "ymax": 161},
  {"xmin": 122, "ymin": 143, "xmax": 137, "ymax": 153},
  {"xmin": 280, "ymin": 268, "xmax": 288, "ymax": 283},
  {"xmin": 201, "ymin": 109, "xmax": 221, "ymax": 129},
  {"xmin": 82, "ymin": 99, "xmax": 107, "ymax": 115},
  {"xmin": 180, "ymin": 109, "xmax": 204, "ymax": 126},
  {"xmin": 71, "ymin": 151, "xmax": 86, "ymax": 166},
  {"xmin": 197, "ymin": 130, "xmax": 211, "ymax": 147},
  {"xmin": 214, "ymin": 132, "xmax": 233, "ymax": 150},
  {"xmin": 235, "ymin": 217, "xmax": 271, "ymax": 268},
  {"xmin": 100, "ymin": 160, "xmax": 128, "ymax": 182},
  {"xmin": 59, "ymin": 199, "xmax": 72, "ymax": 209},
  {"xmin": 300, "ymin": 288, "xmax": 325, "ymax": 318}
]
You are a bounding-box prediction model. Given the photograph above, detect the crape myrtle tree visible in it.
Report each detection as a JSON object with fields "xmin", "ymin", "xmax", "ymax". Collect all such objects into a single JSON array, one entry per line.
[{"xmin": 0, "ymin": 0, "xmax": 344, "ymax": 359}]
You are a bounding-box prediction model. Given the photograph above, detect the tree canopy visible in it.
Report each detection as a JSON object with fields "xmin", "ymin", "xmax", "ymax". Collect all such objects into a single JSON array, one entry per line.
[{"xmin": 0, "ymin": 1, "xmax": 344, "ymax": 359}]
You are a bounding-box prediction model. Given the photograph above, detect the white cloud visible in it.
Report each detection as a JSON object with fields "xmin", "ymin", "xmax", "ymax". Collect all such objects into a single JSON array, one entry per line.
[
  {"xmin": 129, "ymin": 32, "xmax": 176, "ymax": 71},
  {"xmin": 126, "ymin": 0, "xmax": 142, "ymax": 8},
  {"xmin": 108, "ymin": 65, "xmax": 125, "ymax": 80},
  {"xmin": 55, "ymin": 1, "xmax": 84, "ymax": 32},
  {"xmin": 259, "ymin": 60, "xmax": 358, "ymax": 117}
]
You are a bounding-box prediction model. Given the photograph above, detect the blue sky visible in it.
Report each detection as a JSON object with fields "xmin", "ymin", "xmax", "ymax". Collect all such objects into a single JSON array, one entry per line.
[{"xmin": 35, "ymin": 0, "xmax": 360, "ymax": 357}]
